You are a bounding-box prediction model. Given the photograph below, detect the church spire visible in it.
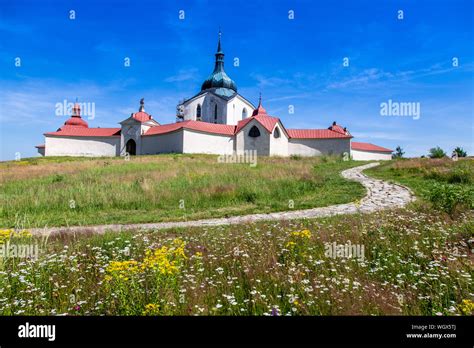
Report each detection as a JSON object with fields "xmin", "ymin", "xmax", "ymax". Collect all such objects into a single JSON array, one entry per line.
[
  {"xmin": 201, "ymin": 30, "xmax": 237, "ymax": 92},
  {"xmin": 214, "ymin": 29, "xmax": 224, "ymax": 72},
  {"xmin": 217, "ymin": 29, "xmax": 222, "ymax": 53},
  {"xmin": 252, "ymin": 93, "xmax": 267, "ymax": 116}
]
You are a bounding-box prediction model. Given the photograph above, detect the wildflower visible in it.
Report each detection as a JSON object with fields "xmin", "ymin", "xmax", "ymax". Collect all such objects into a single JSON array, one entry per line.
[
  {"xmin": 458, "ymin": 299, "xmax": 474, "ymax": 315},
  {"xmin": 143, "ymin": 303, "xmax": 159, "ymax": 316},
  {"xmin": 291, "ymin": 229, "xmax": 312, "ymax": 239},
  {"xmin": 105, "ymin": 260, "xmax": 139, "ymax": 281}
]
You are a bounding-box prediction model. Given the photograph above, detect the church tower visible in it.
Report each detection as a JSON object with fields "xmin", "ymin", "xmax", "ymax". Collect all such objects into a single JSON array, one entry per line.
[{"xmin": 177, "ymin": 31, "xmax": 255, "ymax": 125}]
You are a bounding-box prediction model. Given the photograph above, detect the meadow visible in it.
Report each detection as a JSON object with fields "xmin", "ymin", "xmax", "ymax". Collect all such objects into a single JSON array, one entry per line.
[
  {"xmin": 0, "ymin": 155, "xmax": 366, "ymax": 228},
  {"xmin": 0, "ymin": 156, "xmax": 472, "ymax": 316},
  {"xmin": 0, "ymin": 207, "xmax": 472, "ymax": 316}
]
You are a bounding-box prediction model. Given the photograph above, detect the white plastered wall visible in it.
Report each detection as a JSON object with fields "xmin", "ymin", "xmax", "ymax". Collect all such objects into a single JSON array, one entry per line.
[
  {"xmin": 44, "ymin": 136, "xmax": 120, "ymax": 157},
  {"xmin": 288, "ymin": 138, "xmax": 351, "ymax": 157},
  {"xmin": 141, "ymin": 130, "xmax": 184, "ymax": 154},
  {"xmin": 182, "ymin": 129, "xmax": 234, "ymax": 155},
  {"xmin": 225, "ymin": 95, "xmax": 254, "ymax": 125},
  {"xmin": 351, "ymin": 149, "xmax": 392, "ymax": 161},
  {"xmin": 269, "ymin": 123, "xmax": 289, "ymax": 156},
  {"xmin": 235, "ymin": 119, "xmax": 270, "ymax": 156}
]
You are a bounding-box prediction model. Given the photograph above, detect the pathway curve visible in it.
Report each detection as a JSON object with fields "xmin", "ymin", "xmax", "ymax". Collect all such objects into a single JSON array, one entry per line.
[{"xmin": 31, "ymin": 162, "xmax": 415, "ymax": 236}]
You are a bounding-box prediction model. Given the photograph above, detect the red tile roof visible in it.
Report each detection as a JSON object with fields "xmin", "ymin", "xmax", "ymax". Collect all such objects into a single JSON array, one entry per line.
[
  {"xmin": 329, "ymin": 124, "xmax": 346, "ymax": 134},
  {"xmin": 287, "ymin": 129, "xmax": 352, "ymax": 139},
  {"xmin": 144, "ymin": 120, "xmax": 235, "ymax": 136},
  {"xmin": 351, "ymin": 142, "xmax": 393, "ymax": 152},
  {"xmin": 64, "ymin": 116, "xmax": 89, "ymax": 128},
  {"xmin": 132, "ymin": 111, "xmax": 153, "ymax": 123},
  {"xmin": 45, "ymin": 126, "xmax": 121, "ymax": 137},
  {"xmin": 236, "ymin": 114, "xmax": 280, "ymax": 134}
]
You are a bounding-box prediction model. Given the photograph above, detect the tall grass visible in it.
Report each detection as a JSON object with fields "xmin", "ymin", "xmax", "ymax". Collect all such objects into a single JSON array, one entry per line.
[
  {"xmin": 0, "ymin": 155, "xmax": 366, "ymax": 228},
  {"xmin": 0, "ymin": 208, "xmax": 471, "ymax": 316}
]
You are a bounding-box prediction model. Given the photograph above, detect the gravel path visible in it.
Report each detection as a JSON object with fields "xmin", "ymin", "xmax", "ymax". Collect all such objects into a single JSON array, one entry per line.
[{"xmin": 30, "ymin": 162, "xmax": 415, "ymax": 236}]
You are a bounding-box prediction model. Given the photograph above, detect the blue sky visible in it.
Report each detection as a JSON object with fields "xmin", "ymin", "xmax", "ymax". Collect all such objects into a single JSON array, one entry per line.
[{"xmin": 0, "ymin": 0, "xmax": 473, "ymax": 160}]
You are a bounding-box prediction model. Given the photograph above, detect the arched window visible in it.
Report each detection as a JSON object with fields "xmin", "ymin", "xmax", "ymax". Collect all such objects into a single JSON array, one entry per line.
[
  {"xmin": 242, "ymin": 108, "xmax": 248, "ymax": 119},
  {"xmin": 249, "ymin": 126, "xmax": 261, "ymax": 138},
  {"xmin": 274, "ymin": 127, "xmax": 280, "ymax": 138},
  {"xmin": 214, "ymin": 104, "xmax": 218, "ymax": 123},
  {"xmin": 196, "ymin": 104, "xmax": 201, "ymax": 119}
]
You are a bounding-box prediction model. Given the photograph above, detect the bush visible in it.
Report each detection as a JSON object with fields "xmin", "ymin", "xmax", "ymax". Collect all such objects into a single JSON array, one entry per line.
[
  {"xmin": 425, "ymin": 183, "xmax": 473, "ymax": 214},
  {"xmin": 428, "ymin": 147, "xmax": 446, "ymax": 159},
  {"xmin": 423, "ymin": 166, "xmax": 472, "ymax": 184},
  {"xmin": 453, "ymin": 147, "xmax": 467, "ymax": 158},
  {"xmin": 447, "ymin": 167, "xmax": 472, "ymax": 184},
  {"xmin": 393, "ymin": 146, "xmax": 404, "ymax": 159}
]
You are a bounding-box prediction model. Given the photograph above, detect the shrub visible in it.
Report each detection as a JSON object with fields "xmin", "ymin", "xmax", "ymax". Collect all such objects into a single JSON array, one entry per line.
[
  {"xmin": 425, "ymin": 183, "xmax": 473, "ymax": 214},
  {"xmin": 428, "ymin": 147, "xmax": 446, "ymax": 159},
  {"xmin": 423, "ymin": 165, "xmax": 472, "ymax": 184},
  {"xmin": 453, "ymin": 147, "xmax": 467, "ymax": 158},
  {"xmin": 393, "ymin": 146, "xmax": 405, "ymax": 159},
  {"xmin": 447, "ymin": 166, "xmax": 472, "ymax": 184}
]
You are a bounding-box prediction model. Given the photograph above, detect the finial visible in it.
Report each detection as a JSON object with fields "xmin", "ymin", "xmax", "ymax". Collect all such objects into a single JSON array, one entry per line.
[
  {"xmin": 72, "ymin": 98, "xmax": 81, "ymax": 116},
  {"xmin": 139, "ymin": 98, "xmax": 145, "ymax": 112},
  {"xmin": 258, "ymin": 93, "xmax": 262, "ymax": 106},
  {"xmin": 217, "ymin": 28, "xmax": 222, "ymax": 53}
]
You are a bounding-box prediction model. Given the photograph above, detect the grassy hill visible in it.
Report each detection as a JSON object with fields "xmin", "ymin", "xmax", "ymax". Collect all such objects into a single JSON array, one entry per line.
[
  {"xmin": 0, "ymin": 157, "xmax": 472, "ymax": 316},
  {"xmin": 0, "ymin": 154, "xmax": 367, "ymax": 228}
]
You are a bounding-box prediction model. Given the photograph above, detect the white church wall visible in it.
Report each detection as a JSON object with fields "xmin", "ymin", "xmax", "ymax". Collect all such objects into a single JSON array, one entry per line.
[
  {"xmin": 184, "ymin": 93, "xmax": 254, "ymax": 125},
  {"xmin": 269, "ymin": 123, "xmax": 289, "ymax": 156},
  {"xmin": 225, "ymin": 96, "xmax": 253, "ymax": 125},
  {"xmin": 141, "ymin": 130, "xmax": 184, "ymax": 154},
  {"xmin": 182, "ymin": 129, "xmax": 234, "ymax": 155},
  {"xmin": 236, "ymin": 120, "xmax": 270, "ymax": 156},
  {"xmin": 183, "ymin": 95, "xmax": 206, "ymax": 121},
  {"xmin": 351, "ymin": 149, "xmax": 392, "ymax": 161},
  {"xmin": 288, "ymin": 138, "xmax": 351, "ymax": 157},
  {"xmin": 45, "ymin": 136, "xmax": 120, "ymax": 157},
  {"xmin": 184, "ymin": 93, "xmax": 226, "ymax": 124}
]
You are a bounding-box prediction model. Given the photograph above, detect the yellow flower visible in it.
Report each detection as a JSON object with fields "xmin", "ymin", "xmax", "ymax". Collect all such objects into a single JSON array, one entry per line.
[
  {"xmin": 143, "ymin": 303, "xmax": 160, "ymax": 315},
  {"xmin": 0, "ymin": 229, "xmax": 33, "ymax": 244},
  {"xmin": 459, "ymin": 299, "xmax": 474, "ymax": 315},
  {"xmin": 286, "ymin": 241, "xmax": 296, "ymax": 248},
  {"xmin": 291, "ymin": 229, "xmax": 312, "ymax": 239},
  {"xmin": 106, "ymin": 260, "xmax": 139, "ymax": 281}
]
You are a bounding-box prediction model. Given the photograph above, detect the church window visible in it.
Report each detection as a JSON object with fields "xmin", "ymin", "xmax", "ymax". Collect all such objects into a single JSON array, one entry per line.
[
  {"xmin": 214, "ymin": 105, "xmax": 218, "ymax": 122},
  {"xmin": 249, "ymin": 125, "xmax": 261, "ymax": 138},
  {"xmin": 274, "ymin": 127, "xmax": 280, "ymax": 138},
  {"xmin": 196, "ymin": 104, "xmax": 201, "ymax": 119},
  {"xmin": 242, "ymin": 108, "xmax": 247, "ymax": 118}
]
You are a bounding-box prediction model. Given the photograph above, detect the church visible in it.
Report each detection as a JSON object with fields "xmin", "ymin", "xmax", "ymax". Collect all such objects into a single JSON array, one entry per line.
[{"xmin": 35, "ymin": 34, "xmax": 393, "ymax": 161}]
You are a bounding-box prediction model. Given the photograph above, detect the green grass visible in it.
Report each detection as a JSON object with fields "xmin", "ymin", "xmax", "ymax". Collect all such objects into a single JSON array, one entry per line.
[
  {"xmin": 1, "ymin": 156, "xmax": 472, "ymax": 316},
  {"xmin": 0, "ymin": 207, "xmax": 472, "ymax": 315},
  {"xmin": 365, "ymin": 157, "xmax": 474, "ymax": 197},
  {"xmin": 0, "ymin": 154, "xmax": 367, "ymax": 228}
]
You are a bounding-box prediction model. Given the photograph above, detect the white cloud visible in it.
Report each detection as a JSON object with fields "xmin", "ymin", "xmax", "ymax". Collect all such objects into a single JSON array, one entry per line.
[{"xmin": 165, "ymin": 68, "xmax": 199, "ymax": 83}]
